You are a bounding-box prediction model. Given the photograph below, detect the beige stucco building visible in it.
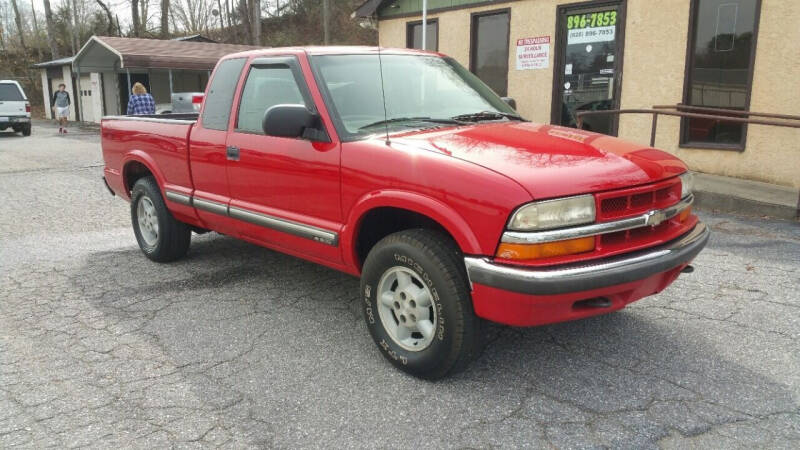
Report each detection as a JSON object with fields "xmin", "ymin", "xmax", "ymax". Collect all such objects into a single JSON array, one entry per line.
[{"xmin": 357, "ymin": 0, "xmax": 799, "ymax": 188}]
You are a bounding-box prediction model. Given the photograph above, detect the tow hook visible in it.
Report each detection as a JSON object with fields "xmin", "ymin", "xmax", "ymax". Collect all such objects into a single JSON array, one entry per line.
[{"xmin": 681, "ymin": 265, "xmax": 695, "ymax": 274}]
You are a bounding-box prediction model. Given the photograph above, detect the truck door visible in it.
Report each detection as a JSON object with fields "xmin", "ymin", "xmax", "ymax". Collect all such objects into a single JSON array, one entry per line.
[
  {"xmin": 225, "ymin": 55, "xmax": 342, "ymax": 263},
  {"xmin": 188, "ymin": 57, "xmax": 247, "ymax": 234}
]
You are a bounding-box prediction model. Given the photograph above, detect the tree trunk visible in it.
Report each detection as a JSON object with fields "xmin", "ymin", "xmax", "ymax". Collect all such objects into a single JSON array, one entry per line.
[
  {"xmin": 30, "ymin": 0, "xmax": 43, "ymax": 59},
  {"xmin": 239, "ymin": 0, "xmax": 252, "ymax": 45},
  {"xmin": 252, "ymin": 0, "xmax": 261, "ymax": 46},
  {"xmin": 140, "ymin": 0, "xmax": 148, "ymax": 35},
  {"xmin": 42, "ymin": 0, "xmax": 59, "ymax": 58},
  {"xmin": 132, "ymin": 0, "xmax": 141, "ymax": 37},
  {"xmin": 160, "ymin": 0, "xmax": 170, "ymax": 38},
  {"xmin": 70, "ymin": 0, "xmax": 80, "ymax": 53},
  {"xmin": 10, "ymin": 0, "xmax": 27, "ymax": 50}
]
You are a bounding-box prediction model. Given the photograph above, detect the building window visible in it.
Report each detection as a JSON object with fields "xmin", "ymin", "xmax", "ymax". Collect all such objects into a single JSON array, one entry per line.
[
  {"xmin": 470, "ymin": 9, "xmax": 510, "ymax": 97},
  {"xmin": 406, "ymin": 19, "xmax": 438, "ymax": 51},
  {"xmin": 682, "ymin": 0, "xmax": 761, "ymax": 149}
]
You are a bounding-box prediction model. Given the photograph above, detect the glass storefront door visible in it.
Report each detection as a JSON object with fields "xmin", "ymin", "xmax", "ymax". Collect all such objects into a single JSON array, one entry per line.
[{"xmin": 553, "ymin": 1, "xmax": 625, "ymax": 135}]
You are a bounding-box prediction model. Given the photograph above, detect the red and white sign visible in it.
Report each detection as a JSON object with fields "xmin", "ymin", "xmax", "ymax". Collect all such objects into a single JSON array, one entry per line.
[{"xmin": 516, "ymin": 36, "xmax": 550, "ymax": 70}]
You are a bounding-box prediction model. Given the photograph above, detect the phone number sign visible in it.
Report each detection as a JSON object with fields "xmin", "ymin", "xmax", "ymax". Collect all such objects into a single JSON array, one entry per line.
[{"xmin": 516, "ymin": 36, "xmax": 550, "ymax": 70}]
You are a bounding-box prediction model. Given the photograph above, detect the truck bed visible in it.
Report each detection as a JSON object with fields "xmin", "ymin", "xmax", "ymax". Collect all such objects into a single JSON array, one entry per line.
[{"xmin": 101, "ymin": 114, "xmax": 198, "ymax": 201}]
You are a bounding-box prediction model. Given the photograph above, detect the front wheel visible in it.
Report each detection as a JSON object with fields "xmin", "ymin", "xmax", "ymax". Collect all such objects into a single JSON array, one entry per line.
[
  {"xmin": 130, "ymin": 176, "xmax": 191, "ymax": 262},
  {"xmin": 360, "ymin": 229, "xmax": 483, "ymax": 379}
]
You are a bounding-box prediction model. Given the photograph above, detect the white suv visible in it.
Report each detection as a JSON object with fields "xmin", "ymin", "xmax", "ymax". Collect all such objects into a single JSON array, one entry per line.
[{"xmin": 0, "ymin": 80, "xmax": 32, "ymax": 136}]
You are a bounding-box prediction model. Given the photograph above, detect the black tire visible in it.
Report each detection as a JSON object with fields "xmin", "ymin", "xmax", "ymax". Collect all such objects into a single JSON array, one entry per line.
[
  {"xmin": 130, "ymin": 176, "xmax": 191, "ymax": 262},
  {"xmin": 22, "ymin": 124, "xmax": 31, "ymax": 136},
  {"xmin": 360, "ymin": 229, "xmax": 483, "ymax": 379}
]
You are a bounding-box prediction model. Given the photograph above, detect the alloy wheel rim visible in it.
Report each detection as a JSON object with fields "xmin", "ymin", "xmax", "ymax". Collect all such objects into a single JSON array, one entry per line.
[
  {"xmin": 376, "ymin": 266, "xmax": 437, "ymax": 352},
  {"xmin": 137, "ymin": 196, "xmax": 159, "ymax": 247}
]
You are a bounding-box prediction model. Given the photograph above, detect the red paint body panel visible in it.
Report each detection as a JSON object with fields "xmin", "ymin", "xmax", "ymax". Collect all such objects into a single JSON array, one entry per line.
[
  {"xmin": 101, "ymin": 47, "xmax": 700, "ymax": 328},
  {"xmin": 391, "ymin": 123, "xmax": 687, "ymax": 200},
  {"xmin": 471, "ymin": 264, "xmax": 686, "ymax": 327}
]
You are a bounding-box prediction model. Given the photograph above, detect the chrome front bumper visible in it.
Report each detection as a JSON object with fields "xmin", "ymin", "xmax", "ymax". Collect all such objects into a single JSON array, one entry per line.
[{"xmin": 465, "ymin": 222, "xmax": 710, "ymax": 295}]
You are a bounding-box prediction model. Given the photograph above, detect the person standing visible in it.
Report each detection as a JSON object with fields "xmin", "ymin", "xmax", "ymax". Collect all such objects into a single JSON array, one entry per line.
[
  {"xmin": 126, "ymin": 82, "xmax": 156, "ymax": 115},
  {"xmin": 51, "ymin": 84, "xmax": 71, "ymax": 134}
]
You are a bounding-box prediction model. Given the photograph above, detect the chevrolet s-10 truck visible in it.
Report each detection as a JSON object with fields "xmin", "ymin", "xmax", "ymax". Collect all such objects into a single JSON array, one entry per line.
[{"xmin": 101, "ymin": 47, "xmax": 709, "ymax": 379}]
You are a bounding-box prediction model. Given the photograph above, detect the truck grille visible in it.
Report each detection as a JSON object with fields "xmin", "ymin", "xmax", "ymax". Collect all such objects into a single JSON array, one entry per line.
[
  {"xmin": 597, "ymin": 178, "xmax": 681, "ymax": 220},
  {"xmin": 596, "ymin": 177, "xmax": 689, "ymax": 254}
]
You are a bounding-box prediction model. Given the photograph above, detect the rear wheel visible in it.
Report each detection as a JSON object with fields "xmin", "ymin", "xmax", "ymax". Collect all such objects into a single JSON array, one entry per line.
[
  {"xmin": 130, "ymin": 176, "xmax": 191, "ymax": 262},
  {"xmin": 360, "ymin": 229, "xmax": 483, "ymax": 379},
  {"xmin": 21, "ymin": 124, "xmax": 31, "ymax": 136}
]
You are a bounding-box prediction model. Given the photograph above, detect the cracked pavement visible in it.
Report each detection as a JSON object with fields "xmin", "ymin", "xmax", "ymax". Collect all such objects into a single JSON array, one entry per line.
[{"xmin": 1, "ymin": 121, "xmax": 798, "ymax": 448}]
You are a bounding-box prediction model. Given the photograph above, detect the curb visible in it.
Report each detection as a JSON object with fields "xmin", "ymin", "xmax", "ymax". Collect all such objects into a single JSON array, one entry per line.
[
  {"xmin": 693, "ymin": 190, "xmax": 798, "ymax": 220},
  {"xmin": 692, "ymin": 172, "xmax": 799, "ymax": 221}
]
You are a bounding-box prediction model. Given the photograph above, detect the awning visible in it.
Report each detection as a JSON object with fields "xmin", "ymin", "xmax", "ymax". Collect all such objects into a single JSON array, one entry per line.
[
  {"xmin": 72, "ymin": 36, "xmax": 263, "ymax": 72},
  {"xmin": 353, "ymin": 0, "xmax": 388, "ymax": 18}
]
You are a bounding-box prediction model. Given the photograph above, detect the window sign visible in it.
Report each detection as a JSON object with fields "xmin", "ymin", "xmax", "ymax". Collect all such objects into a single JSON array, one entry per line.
[
  {"xmin": 566, "ymin": 10, "xmax": 617, "ymax": 44},
  {"xmin": 516, "ymin": 36, "xmax": 550, "ymax": 70}
]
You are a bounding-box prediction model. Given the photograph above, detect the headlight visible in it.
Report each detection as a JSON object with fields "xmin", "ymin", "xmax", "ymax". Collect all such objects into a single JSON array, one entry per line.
[
  {"xmin": 679, "ymin": 172, "xmax": 694, "ymax": 199},
  {"xmin": 508, "ymin": 195, "xmax": 596, "ymax": 231}
]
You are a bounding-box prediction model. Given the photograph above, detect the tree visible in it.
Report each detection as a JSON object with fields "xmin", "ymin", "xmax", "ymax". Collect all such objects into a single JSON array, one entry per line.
[
  {"xmin": 10, "ymin": 0, "xmax": 27, "ymax": 50},
  {"xmin": 160, "ymin": 0, "xmax": 169, "ymax": 37},
  {"xmin": 43, "ymin": 0, "xmax": 59, "ymax": 58},
  {"xmin": 95, "ymin": 0, "xmax": 116, "ymax": 35},
  {"xmin": 30, "ymin": 0, "xmax": 43, "ymax": 59},
  {"xmin": 132, "ymin": 0, "xmax": 141, "ymax": 36},
  {"xmin": 252, "ymin": 0, "xmax": 261, "ymax": 45}
]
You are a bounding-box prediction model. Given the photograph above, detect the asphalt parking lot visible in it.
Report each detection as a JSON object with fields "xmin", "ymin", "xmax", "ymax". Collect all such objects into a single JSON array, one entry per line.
[{"xmin": 1, "ymin": 120, "xmax": 798, "ymax": 448}]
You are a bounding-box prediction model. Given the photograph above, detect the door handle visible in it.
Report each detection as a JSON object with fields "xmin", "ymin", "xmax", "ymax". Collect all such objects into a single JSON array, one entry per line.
[{"xmin": 226, "ymin": 146, "xmax": 240, "ymax": 161}]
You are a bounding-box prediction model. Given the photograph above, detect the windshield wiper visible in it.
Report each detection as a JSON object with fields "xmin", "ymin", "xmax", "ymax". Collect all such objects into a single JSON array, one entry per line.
[
  {"xmin": 450, "ymin": 111, "xmax": 524, "ymax": 122},
  {"xmin": 358, "ymin": 116, "xmax": 464, "ymax": 130}
]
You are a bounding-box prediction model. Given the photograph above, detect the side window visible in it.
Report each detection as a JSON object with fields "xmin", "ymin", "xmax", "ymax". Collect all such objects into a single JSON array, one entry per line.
[
  {"xmin": 236, "ymin": 65, "xmax": 307, "ymax": 133},
  {"xmin": 201, "ymin": 58, "xmax": 246, "ymax": 131}
]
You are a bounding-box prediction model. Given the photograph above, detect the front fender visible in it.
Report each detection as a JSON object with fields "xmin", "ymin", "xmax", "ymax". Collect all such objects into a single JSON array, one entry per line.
[{"xmin": 341, "ymin": 189, "xmax": 483, "ymax": 271}]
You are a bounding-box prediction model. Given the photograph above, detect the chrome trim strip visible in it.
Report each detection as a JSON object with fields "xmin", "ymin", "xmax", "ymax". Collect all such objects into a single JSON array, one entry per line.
[
  {"xmin": 165, "ymin": 190, "xmax": 192, "ymax": 206},
  {"xmin": 229, "ymin": 206, "xmax": 338, "ymax": 246},
  {"xmin": 102, "ymin": 115, "xmax": 197, "ymax": 124},
  {"xmin": 192, "ymin": 197, "xmax": 229, "ymax": 216},
  {"xmin": 466, "ymin": 222, "xmax": 709, "ymax": 295},
  {"xmin": 501, "ymin": 195, "xmax": 694, "ymax": 244},
  {"xmin": 187, "ymin": 194, "xmax": 338, "ymax": 246}
]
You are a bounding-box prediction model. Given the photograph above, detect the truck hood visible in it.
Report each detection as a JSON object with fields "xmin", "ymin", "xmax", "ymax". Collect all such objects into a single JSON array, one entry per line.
[{"xmin": 391, "ymin": 122, "xmax": 687, "ymax": 199}]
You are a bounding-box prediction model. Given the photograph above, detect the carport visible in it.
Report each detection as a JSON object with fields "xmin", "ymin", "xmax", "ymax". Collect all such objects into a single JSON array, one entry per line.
[{"xmin": 71, "ymin": 36, "xmax": 260, "ymax": 120}]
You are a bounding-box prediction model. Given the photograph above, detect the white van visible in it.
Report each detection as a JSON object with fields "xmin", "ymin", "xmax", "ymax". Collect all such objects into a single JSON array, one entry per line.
[{"xmin": 0, "ymin": 80, "xmax": 32, "ymax": 136}]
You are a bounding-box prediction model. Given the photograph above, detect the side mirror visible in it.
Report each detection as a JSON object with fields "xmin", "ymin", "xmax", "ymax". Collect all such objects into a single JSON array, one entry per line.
[
  {"xmin": 262, "ymin": 104, "xmax": 316, "ymax": 138},
  {"xmin": 501, "ymin": 97, "xmax": 517, "ymax": 110}
]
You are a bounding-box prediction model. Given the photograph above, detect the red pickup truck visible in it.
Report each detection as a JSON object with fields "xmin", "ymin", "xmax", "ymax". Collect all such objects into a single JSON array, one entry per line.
[{"xmin": 102, "ymin": 47, "xmax": 709, "ymax": 379}]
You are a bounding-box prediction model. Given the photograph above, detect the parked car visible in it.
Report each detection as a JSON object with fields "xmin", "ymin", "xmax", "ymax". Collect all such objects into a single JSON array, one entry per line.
[
  {"xmin": 0, "ymin": 80, "xmax": 32, "ymax": 136},
  {"xmin": 101, "ymin": 47, "xmax": 709, "ymax": 379},
  {"xmin": 157, "ymin": 92, "xmax": 204, "ymax": 114}
]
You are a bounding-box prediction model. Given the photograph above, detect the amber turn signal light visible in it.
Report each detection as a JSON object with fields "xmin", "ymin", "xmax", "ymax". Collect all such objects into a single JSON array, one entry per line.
[
  {"xmin": 679, "ymin": 206, "xmax": 692, "ymax": 222},
  {"xmin": 496, "ymin": 236, "xmax": 595, "ymax": 260}
]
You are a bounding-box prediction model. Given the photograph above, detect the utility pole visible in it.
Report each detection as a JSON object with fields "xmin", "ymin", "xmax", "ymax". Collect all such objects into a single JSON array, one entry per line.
[
  {"xmin": 421, "ymin": 0, "xmax": 427, "ymax": 50},
  {"xmin": 323, "ymin": 0, "xmax": 330, "ymax": 45}
]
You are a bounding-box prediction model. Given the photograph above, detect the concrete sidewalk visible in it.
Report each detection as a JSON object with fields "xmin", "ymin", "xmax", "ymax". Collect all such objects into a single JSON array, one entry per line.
[{"xmin": 693, "ymin": 172, "xmax": 799, "ymax": 220}]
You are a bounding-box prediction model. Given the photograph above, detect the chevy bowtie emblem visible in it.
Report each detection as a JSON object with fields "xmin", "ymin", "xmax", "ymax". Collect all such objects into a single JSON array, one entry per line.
[{"xmin": 646, "ymin": 210, "xmax": 668, "ymax": 227}]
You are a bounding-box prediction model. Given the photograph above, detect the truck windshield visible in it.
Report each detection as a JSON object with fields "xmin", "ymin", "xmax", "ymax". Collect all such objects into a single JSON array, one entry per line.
[{"xmin": 312, "ymin": 54, "xmax": 520, "ymax": 140}]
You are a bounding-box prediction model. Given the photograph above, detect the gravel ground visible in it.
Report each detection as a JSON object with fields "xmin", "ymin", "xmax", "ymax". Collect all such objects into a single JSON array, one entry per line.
[{"xmin": 1, "ymin": 120, "xmax": 798, "ymax": 448}]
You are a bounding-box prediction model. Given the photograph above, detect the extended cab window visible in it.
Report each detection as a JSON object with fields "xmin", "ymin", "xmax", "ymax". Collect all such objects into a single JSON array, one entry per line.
[
  {"xmin": 201, "ymin": 58, "xmax": 246, "ymax": 131},
  {"xmin": 236, "ymin": 65, "xmax": 307, "ymax": 133},
  {"xmin": 0, "ymin": 83, "xmax": 25, "ymax": 101}
]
